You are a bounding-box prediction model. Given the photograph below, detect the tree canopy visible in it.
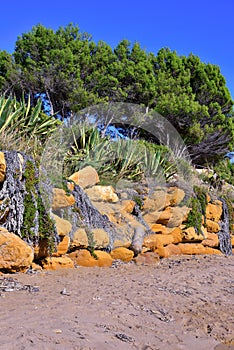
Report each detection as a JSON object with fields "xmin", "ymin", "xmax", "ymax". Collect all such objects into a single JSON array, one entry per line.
[{"xmin": 0, "ymin": 23, "xmax": 233, "ymax": 164}]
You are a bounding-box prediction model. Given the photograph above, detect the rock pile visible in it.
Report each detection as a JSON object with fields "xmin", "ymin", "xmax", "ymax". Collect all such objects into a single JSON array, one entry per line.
[{"xmin": 0, "ymin": 151, "xmax": 233, "ymax": 272}]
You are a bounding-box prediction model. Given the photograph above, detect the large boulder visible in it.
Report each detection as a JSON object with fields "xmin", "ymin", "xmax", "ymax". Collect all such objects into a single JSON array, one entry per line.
[
  {"xmin": 69, "ymin": 249, "xmax": 113, "ymax": 267},
  {"xmin": 143, "ymin": 228, "xmax": 182, "ymax": 251},
  {"xmin": 178, "ymin": 243, "xmax": 222, "ymax": 255},
  {"xmin": 143, "ymin": 187, "xmax": 185, "ymax": 213},
  {"xmin": 202, "ymin": 233, "xmax": 219, "ymax": 247},
  {"xmin": 0, "ymin": 152, "xmax": 6, "ymax": 183},
  {"xmin": 0, "ymin": 228, "xmax": 34, "ymax": 272}
]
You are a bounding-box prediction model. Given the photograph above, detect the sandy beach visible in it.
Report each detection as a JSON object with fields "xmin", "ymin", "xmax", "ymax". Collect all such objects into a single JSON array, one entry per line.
[{"xmin": 0, "ymin": 254, "xmax": 234, "ymax": 350}]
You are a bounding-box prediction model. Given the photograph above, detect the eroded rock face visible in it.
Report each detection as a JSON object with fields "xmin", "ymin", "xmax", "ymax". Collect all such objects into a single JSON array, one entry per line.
[{"xmin": 0, "ymin": 229, "xmax": 34, "ymax": 272}]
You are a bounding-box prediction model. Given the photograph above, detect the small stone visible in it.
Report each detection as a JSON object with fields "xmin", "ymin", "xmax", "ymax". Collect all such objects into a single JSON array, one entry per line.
[
  {"xmin": 60, "ymin": 288, "xmax": 70, "ymax": 296},
  {"xmin": 68, "ymin": 166, "xmax": 99, "ymax": 190},
  {"xmin": 85, "ymin": 185, "xmax": 119, "ymax": 203}
]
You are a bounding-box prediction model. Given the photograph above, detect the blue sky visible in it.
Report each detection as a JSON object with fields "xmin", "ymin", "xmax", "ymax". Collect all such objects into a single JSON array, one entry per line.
[{"xmin": 0, "ymin": 0, "xmax": 233, "ymax": 99}]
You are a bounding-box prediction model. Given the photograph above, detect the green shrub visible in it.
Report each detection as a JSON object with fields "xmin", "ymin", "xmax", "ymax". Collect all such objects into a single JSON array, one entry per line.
[
  {"xmin": 185, "ymin": 186, "xmax": 207, "ymax": 234},
  {"xmin": 64, "ymin": 124, "xmax": 178, "ymax": 183}
]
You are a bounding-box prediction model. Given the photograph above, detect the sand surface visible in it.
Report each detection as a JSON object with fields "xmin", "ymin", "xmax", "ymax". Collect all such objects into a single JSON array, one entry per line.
[{"xmin": 0, "ymin": 255, "xmax": 234, "ymax": 350}]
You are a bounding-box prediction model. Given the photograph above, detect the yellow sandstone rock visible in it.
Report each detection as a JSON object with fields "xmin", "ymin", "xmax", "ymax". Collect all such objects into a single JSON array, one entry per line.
[
  {"xmin": 202, "ymin": 233, "xmax": 219, "ymax": 248},
  {"xmin": 0, "ymin": 152, "xmax": 6, "ymax": 183},
  {"xmin": 0, "ymin": 230, "xmax": 34, "ymax": 272},
  {"xmin": 85, "ymin": 185, "xmax": 119, "ymax": 203},
  {"xmin": 110, "ymin": 247, "xmax": 134, "ymax": 262},
  {"xmin": 52, "ymin": 213, "xmax": 72, "ymax": 236},
  {"xmin": 71, "ymin": 228, "xmax": 109, "ymax": 249},
  {"xmin": 68, "ymin": 166, "xmax": 99, "ymax": 190},
  {"xmin": 52, "ymin": 188, "xmax": 75, "ymax": 210},
  {"xmin": 205, "ymin": 219, "xmax": 220, "ymax": 233},
  {"xmin": 206, "ymin": 201, "xmax": 222, "ymax": 222},
  {"xmin": 178, "ymin": 243, "xmax": 222, "ymax": 255},
  {"xmin": 53, "ymin": 236, "xmax": 70, "ymax": 256},
  {"xmin": 69, "ymin": 249, "xmax": 113, "ymax": 267},
  {"xmin": 41, "ymin": 256, "xmax": 74, "ymax": 270},
  {"xmin": 150, "ymin": 224, "xmax": 167, "ymax": 234},
  {"xmin": 157, "ymin": 244, "xmax": 182, "ymax": 258}
]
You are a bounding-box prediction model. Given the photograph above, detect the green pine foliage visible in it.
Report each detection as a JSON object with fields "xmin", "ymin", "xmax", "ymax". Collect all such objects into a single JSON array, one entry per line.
[{"xmin": 0, "ymin": 23, "xmax": 233, "ymax": 165}]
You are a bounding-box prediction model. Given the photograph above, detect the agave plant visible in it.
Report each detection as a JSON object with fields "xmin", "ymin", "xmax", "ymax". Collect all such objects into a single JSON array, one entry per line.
[
  {"xmin": 109, "ymin": 138, "xmax": 144, "ymax": 180},
  {"xmin": 0, "ymin": 95, "xmax": 60, "ymax": 140},
  {"xmin": 64, "ymin": 122, "xmax": 178, "ymax": 183}
]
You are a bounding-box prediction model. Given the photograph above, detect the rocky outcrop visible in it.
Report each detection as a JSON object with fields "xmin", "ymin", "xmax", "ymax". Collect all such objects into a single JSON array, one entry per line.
[
  {"xmin": 0, "ymin": 228, "xmax": 34, "ymax": 272},
  {"xmin": 0, "ymin": 151, "xmax": 233, "ymax": 272}
]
